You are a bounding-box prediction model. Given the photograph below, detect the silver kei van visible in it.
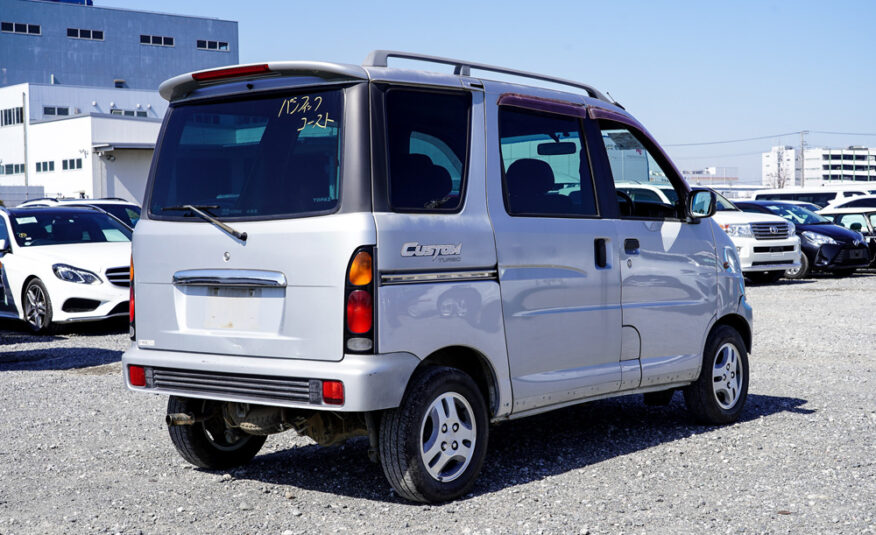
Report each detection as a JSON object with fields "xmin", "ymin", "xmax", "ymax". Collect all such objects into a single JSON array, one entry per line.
[{"xmin": 123, "ymin": 51, "xmax": 753, "ymax": 503}]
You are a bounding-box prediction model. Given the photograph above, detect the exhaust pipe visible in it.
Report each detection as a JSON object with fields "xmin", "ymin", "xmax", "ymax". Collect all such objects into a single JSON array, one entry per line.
[{"xmin": 166, "ymin": 413, "xmax": 197, "ymax": 426}]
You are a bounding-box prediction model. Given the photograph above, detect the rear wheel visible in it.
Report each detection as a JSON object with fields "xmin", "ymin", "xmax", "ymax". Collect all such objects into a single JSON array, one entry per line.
[
  {"xmin": 24, "ymin": 278, "xmax": 53, "ymax": 333},
  {"xmin": 379, "ymin": 366, "xmax": 488, "ymax": 503},
  {"xmin": 784, "ymin": 254, "xmax": 810, "ymax": 279},
  {"xmin": 684, "ymin": 325, "xmax": 749, "ymax": 425},
  {"xmin": 745, "ymin": 271, "xmax": 783, "ymax": 284},
  {"xmin": 167, "ymin": 396, "xmax": 266, "ymax": 469}
]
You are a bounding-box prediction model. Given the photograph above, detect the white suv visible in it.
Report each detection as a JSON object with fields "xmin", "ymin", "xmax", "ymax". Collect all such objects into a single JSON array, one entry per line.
[
  {"xmin": 123, "ymin": 51, "xmax": 753, "ymax": 503},
  {"xmin": 711, "ymin": 192, "xmax": 801, "ymax": 283}
]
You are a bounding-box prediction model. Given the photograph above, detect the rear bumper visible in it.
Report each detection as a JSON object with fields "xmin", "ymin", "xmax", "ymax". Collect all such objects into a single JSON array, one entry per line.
[{"xmin": 122, "ymin": 345, "xmax": 420, "ymax": 412}]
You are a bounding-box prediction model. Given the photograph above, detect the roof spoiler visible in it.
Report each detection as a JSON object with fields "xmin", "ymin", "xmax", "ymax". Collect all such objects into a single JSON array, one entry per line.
[{"xmin": 159, "ymin": 61, "xmax": 368, "ymax": 101}]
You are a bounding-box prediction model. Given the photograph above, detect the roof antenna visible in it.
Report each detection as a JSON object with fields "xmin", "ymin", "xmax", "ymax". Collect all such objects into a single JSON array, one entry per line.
[{"xmin": 605, "ymin": 91, "xmax": 625, "ymax": 110}]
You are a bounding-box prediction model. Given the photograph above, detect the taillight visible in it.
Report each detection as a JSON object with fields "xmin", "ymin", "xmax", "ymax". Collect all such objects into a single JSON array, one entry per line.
[
  {"xmin": 344, "ymin": 247, "xmax": 375, "ymax": 353},
  {"xmin": 346, "ymin": 290, "xmax": 372, "ymax": 333},
  {"xmin": 129, "ymin": 255, "xmax": 135, "ymax": 339},
  {"xmin": 128, "ymin": 365, "xmax": 145, "ymax": 387},
  {"xmin": 322, "ymin": 380, "xmax": 344, "ymax": 405},
  {"xmin": 191, "ymin": 64, "xmax": 270, "ymax": 82}
]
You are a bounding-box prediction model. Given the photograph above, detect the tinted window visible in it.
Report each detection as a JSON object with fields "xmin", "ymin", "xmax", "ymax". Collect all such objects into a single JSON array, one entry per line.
[
  {"xmin": 499, "ymin": 108, "xmax": 597, "ymax": 217},
  {"xmin": 10, "ymin": 211, "xmax": 132, "ymax": 247},
  {"xmin": 149, "ymin": 89, "xmax": 342, "ymax": 220},
  {"xmin": 0, "ymin": 217, "xmax": 9, "ymax": 243},
  {"xmin": 385, "ymin": 90, "xmax": 469, "ymax": 212},
  {"xmin": 757, "ymin": 192, "xmax": 836, "ymax": 208},
  {"xmin": 72, "ymin": 203, "xmax": 140, "ymax": 228},
  {"xmin": 844, "ymin": 198, "xmax": 876, "ymax": 208}
]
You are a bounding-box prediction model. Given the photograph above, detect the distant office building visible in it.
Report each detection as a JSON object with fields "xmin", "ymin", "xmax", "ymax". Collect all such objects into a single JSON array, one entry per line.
[
  {"xmin": 762, "ymin": 145, "xmax": 876, "ymax": 188},
  {"xmin": 0, "ymin": 0, "xmax": 238, "ymax": 89},
  {"xmin": 682, "ymin": 166, "xmax": 739, "ymax": 186},
  {"xmin": 0, "ymin": 0, "xmax": 239, "ymax": 204}
]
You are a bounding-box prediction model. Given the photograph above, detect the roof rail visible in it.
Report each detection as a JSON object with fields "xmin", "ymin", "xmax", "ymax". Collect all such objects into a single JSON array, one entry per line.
[
  {"xmin": 363, "ymin": 50, "xmax": 612, "ymax": 104},
  {"xmin": 20, "ymin": 197, "xmax": 58, "ymax": 203}
]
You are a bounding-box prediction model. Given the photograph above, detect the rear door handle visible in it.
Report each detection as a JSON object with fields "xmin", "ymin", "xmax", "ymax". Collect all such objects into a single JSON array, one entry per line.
[{"xmin": 624, "ymin": 238, "xmax": 640, "ymax": 255}]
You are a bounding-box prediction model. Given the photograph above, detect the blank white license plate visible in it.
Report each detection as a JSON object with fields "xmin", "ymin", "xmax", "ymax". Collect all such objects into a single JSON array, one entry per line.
[{"xmin": 203, "ymin": 287, "xmax": 262, "ymax": 331}]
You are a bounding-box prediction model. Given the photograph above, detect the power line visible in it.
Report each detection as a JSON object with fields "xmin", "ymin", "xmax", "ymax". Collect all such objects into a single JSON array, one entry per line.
[
  {"xmin": 664, "ymin": 131, "xmax": 802, "ymax": 147},
  {"xmin": 671, "ymin": 150, "xmax": 766, "ymax": 160},
  {"xmin": 810, "ymin": 130, "xmax": 876, "ymax": 136},
  {"xmin": 666, "ymin": 129, "xmax": 876, "ymax": 147}
]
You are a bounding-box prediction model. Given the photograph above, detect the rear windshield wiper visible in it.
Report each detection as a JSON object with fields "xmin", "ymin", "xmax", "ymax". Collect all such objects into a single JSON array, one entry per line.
[{"xmin": 162, "ymin": 204, "xmax": 247, "ymax": 242}]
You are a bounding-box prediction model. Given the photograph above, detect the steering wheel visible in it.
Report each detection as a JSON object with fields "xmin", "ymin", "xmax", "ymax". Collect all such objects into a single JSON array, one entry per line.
[{"xmin": 616, "ymin": 190, "xmax": 635, "ymax": 217}]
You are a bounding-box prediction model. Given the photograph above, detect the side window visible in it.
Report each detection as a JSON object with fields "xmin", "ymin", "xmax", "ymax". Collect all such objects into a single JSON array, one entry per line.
[
  {"xmin": 386, "ymin": 89, "xmax": 470, "ymax": 212},
  {"xmin": 498, "ymin": 107, "xmax": 597, "ymax": 217},
  {"xmin": 837, "ymin": 214, "xmax": 867, "ymax": 232},
  {"xmin": 869, "ymin": 214, "xmax": 876, "ymax": 230},
  {"xmin": 0, "ymin": 217, "xmax": 9, "ymax": 244},
  {"xmin": 597, "ymin": 122, "xmax": 684, "ymax": 219}
]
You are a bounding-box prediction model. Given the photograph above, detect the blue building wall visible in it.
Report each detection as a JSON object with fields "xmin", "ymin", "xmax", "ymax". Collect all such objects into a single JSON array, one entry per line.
[{"xmin": 0, "ymin": 0, "xmax": 239, "ymax": 90}]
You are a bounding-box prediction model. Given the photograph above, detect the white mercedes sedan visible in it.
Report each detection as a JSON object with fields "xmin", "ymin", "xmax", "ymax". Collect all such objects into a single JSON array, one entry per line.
[{"xmin": 0, "ymin": 206, "xmax": 131, "ymax": 333}]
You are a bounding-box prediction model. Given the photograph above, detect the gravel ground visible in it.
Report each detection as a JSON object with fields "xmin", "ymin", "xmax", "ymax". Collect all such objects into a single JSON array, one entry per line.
[{"xmin": 1, "ymin": 273, "xmax": 874, "ymax": 534}]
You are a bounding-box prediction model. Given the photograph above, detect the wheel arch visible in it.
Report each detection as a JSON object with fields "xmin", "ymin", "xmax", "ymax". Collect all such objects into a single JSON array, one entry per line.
[
  {"xmin": 413, "ymin": 345, "xmax": 500, "ymax": 418},
  {"xmin": 711, "ymin": 313, "xmax": 752, "ymax": 354}
]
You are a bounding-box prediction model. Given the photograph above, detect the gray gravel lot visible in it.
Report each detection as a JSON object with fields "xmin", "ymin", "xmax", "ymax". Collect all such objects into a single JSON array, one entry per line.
[{"xmin": 1, "ymin": 273, "xmax": 875, "ymax": 534}]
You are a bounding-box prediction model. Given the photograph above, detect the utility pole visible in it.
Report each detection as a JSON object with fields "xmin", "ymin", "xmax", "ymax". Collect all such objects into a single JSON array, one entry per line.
[{"xmin": 799, "ymin": 130, "xmax": 808, "ymax": 187}]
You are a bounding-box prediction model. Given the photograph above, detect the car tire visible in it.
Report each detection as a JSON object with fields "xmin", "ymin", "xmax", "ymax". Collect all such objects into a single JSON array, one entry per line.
[
  {"xmin": 379, "ymin": 366, "xmax": 489, "ymax": 503},
  {"xmin": 167, "ymin": 396, "xmax": 267, "ymax": 470},
  {"xmin": 23, "ymin": 278, "xmax": 54, "ymax": 333},
  {"xmin": 745, "ymin": 271, "xmax": 783, "ymax": 284},
  {"xmin": 784, "ymin": 254, "xmax": 810, "ymax": 279},
  {"xmin": 683, "ymin": 325, "xmax": 749, "ymax": 425}
]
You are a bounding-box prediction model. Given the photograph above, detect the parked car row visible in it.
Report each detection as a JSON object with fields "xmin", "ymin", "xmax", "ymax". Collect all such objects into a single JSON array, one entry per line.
[{"xmin": 0, "ymin": 199, "xmax": 139, "ymax": 332}]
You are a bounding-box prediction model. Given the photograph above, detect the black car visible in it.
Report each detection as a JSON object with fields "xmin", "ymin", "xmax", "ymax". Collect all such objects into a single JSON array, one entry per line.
[{"xmin": 735, "ymin": 200, "xmax": 871, "ymax": 278}]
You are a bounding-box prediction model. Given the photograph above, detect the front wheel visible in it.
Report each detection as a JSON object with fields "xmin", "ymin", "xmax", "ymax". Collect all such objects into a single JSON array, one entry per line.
[
  {"xmin": 24, "ymin": 278, "xmax": 53, "ymax": 333},
  {"xmin": 167, "ymin": 396, "xmax": 266, "ymax": 469},
  {"xmin": 379, "ymin": 366, "xmax": 489, "ymax": 503},
  {"xmin": 784, "ymin": 254, "xmax": 810, "ymax": 279},
  {"xmin": 683, "ymin": 325, "xmax": 749, "ymax": 424}
]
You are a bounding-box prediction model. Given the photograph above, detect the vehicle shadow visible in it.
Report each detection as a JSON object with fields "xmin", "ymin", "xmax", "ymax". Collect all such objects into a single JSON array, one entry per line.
[
  {"xmin": 0, "ymin": 317, "xmax": 127, "ymax": 345},
  {"xmin": 0, "ymin": 347, "xmax": 121, "ymax": 371},
  {"xmin": 225, "ymin": 392, "xmax": 813, "ymax": 503}
]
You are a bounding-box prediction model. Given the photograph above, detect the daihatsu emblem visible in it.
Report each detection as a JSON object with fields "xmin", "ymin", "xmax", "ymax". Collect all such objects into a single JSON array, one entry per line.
[{"xmin": 223, "ymin": 252, "xmax": 231, "ymax": 262}]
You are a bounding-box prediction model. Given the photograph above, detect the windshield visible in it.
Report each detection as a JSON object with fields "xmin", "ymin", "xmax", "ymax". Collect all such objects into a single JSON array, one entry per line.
[
  {"xmin": 714, "ymin": 191, "xmax": 739, "ymax": 211},
  {"xmin": 762, "ymin": 203, "xmax": 829, "ymax": 225},
  {"xmin": 10, "ymin": 210, "xmax": 132, "ymax": 247},
  {"xmin": 148, "ymin": 88, "xmax": 343, "ymax": 220}
]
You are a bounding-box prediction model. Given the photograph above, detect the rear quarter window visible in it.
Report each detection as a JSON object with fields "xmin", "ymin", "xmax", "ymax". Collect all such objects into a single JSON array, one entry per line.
[{"xmin": 385, "ymin": 89, "xmax": 470, "ymax": 212}]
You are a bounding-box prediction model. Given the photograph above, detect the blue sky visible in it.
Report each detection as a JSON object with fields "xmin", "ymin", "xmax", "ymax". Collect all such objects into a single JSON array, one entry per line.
[{"xmin": 100, "ymin": 0, "xmax": 876, "ymax": 183}]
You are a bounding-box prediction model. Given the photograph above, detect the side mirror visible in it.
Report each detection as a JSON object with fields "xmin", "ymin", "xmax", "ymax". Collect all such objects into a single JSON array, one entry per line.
[
  {"xmin": 0, "ymin": 238, "xmax": 9, "ymax": 253},
  {"xmin": 687, "ymin": 189, "xmax": 716, "ymax": 219}
]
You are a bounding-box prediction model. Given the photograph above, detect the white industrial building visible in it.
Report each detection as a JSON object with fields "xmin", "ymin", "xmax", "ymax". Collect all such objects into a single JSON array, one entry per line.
[
  {"xmin": 0, "ymin": 82, "xmax": 165, "ymax": 205},
  {"xmin": 762, "ymin": 145, "xmax": 876, "ymax": 188}
]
